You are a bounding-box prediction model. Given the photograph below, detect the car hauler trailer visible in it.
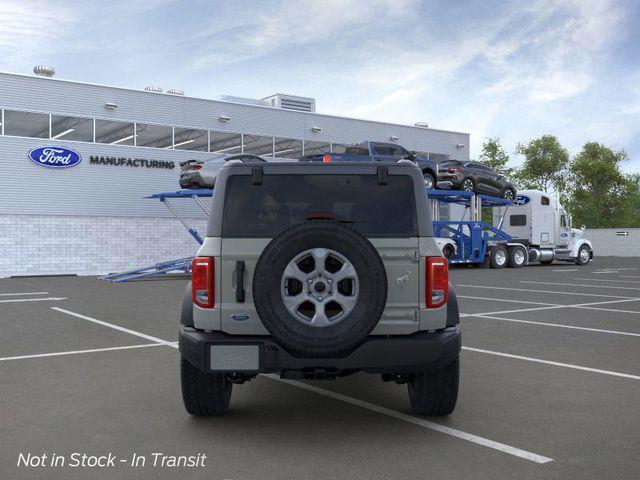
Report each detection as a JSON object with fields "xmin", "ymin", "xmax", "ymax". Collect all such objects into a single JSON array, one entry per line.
[{"xmin": 429, "ymin": 189, "xmax": 593, "ymax": 268}]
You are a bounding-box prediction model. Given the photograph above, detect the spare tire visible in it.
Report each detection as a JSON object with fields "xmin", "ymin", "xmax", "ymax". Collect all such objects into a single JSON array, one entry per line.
[{"xmin": 253, "ymin": 221, "xmax": 387, "ymax": 357}]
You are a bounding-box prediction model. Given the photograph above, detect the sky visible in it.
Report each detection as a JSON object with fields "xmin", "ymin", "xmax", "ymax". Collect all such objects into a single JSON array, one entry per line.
[{"xmin": 1, "ymin": 0, "xmax": 639, "ymax": 172}]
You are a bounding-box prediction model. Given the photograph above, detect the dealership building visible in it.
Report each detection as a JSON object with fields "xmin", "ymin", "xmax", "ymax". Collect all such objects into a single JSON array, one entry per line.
[{"xmin": 0, "ymin": 69, "xmax": 470, "ymax": 278}]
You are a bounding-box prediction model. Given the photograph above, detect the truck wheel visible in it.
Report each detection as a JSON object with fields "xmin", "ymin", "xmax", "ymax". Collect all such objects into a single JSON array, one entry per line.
[
  {"xmin": 423, "ymin": 172, "xmax": 435, "ymax": 190},
  {"xmin": 502, "ymin": 187, "xmax": 515, "ymax": 200},
  {"xmin": 408, "ymin": 356, "xmax": 459, "ymax": 416},
  {"xmin": 489, "ymin": 245, "xmax": 507, "ymax": 269},
  {"xmin": 576, "ymin": 245, "xmax": 591, "ymax": 265},
  {"xmin": 253, "ymin": 221, "xmax": 387, "ymax": 357},
  {"xmin": 507, "ymin": 246, "xmax": 526, "ymax": 268},
  {"xmin": 181, "ymin": 357, "xmax": 232, "ymax": 416}
]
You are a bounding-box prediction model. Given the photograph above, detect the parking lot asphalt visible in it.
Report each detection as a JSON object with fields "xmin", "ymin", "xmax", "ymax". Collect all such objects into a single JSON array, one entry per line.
[{"xmin": 1, "ymin": 257, "xmax": 639, "ymax": 480}]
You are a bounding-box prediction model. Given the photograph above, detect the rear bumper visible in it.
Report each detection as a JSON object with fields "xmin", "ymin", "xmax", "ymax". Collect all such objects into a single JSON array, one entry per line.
[{"xmin": 179, "ymin": 326, "xmax": 461, "ymax": 375}]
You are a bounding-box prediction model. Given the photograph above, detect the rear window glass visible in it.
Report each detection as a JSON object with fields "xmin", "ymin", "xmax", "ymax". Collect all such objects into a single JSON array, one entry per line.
[
  {"xmin": 510, "ymin": 214, "xmax": 527, "ymax": 226},
  {"xmin": 222, "ymin": 174, "xmax": 418, "ymax": 237}
]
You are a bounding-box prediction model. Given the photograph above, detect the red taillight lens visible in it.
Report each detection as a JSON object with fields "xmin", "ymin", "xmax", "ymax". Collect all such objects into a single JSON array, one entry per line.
[
  {"xmin": 448, "ymin": 167, "xmax": 460, "ymax": 173},
  {"xmin": 322, "ymin": 153, "xmax": 331, "ymax": 163},
  {"xmin": 426, "ymin": 257, "xmax": 448, "ymax": 308},
  {"xmin": 192, "ymin": 257, "xmax": 214, "ymax": 308},
  {"xmin": 193, "ymin": 164, "xmax": 202, "ymax": 170}
]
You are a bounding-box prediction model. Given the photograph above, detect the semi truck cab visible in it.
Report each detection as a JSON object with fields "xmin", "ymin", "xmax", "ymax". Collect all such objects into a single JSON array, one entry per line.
[{"xmin": 496, "ymin": 190, "xmax": 593, "ymax": 265}]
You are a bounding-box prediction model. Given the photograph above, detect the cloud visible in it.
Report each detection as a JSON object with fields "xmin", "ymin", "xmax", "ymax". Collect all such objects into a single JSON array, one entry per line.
[{"xmin": 0, "ymin": 0, "xmax": 74, "ymax": 69}]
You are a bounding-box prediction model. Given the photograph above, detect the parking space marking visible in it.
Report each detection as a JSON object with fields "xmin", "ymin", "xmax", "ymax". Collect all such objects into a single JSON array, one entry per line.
[
  {"xmin": 0, "ymin": 297, "xmax": 67, "ymax": 304},
  {"xmin": 457, "ymin": 284, "xmax": 636, "ymax": 299},
  {"xmin": 460, "ymin": 297, "xmax": 640, "ymax": 318},
  {"xmin": 621, "ymin": 275, "xmax": 640, "ymax": 279},
  {"xmin": 462, "ymin": 347, "xmax": 640, "ymax": 380},
  {"xmin": 51, "ymin": 307, "xmax": 175, "ymax": 346},
  {"xmin": 265, "ymin": 375, "xmax": 553, "ymax": 464},
  {"xmin": 467, "ymin": 314, "xmax": 640, "ymax": 337},
  {"xmin": 573, "ymin": 278, "xmax": 640, "ymax": 284},
  {"xmin": 575, "ymin": 305, "xmax": 640, "ymax": 315},
  {"xmin": 458, "ymin": 296, "xmax": 560, "ymax": 307},
  {"xmin": 0, "ymin": 292, "xmax": 49, "ymax": 296},
  {"xmin": 521, "ymin": 281, "xmax": 640, "ymax": 292},
  {"xmin": 552, "ymin": 269, "xmax": 578, "ymax": 272},
  {"xmin": 0, "ymin": 343, "xmax": 164, "ymax": 363}
]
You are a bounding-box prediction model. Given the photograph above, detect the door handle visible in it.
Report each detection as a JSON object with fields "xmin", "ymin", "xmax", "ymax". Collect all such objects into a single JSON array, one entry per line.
[{"xmin": 235, "ymin": 261, "xmax": 245, "ymax": 303}]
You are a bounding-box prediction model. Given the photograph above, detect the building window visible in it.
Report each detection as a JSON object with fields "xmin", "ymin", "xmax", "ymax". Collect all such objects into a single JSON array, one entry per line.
[
  {"xmin": 274, "ymin": 137, "xmax": 303, "ymax": 158},
  {"xmin": 135, "ymin": 123, "xmax": 172, "ymax": 149},
  {"xmin": 173, "ymin": 127, "xmax": 208, "ymax": 151},
  {"xmin": 303, "ymin": 140, "xmax": 330, "ymax": 156},
  {"xmin": 210, "ymin": 131, "xmax": 242, "ymax": 154},
  {"xmin": 51, "ymin": 115, "xmax": 93, "ymax": 142},
  {"xmin": 243, "ymin": 135, "xmax": 274, "ymax": 156},
  {"xmin": 95, "ymin": 119, "xmax": 135, "ymax": 145},
  {"xmin": 3, "ymin": 110, "xmax": 49, "ymax": 138}
]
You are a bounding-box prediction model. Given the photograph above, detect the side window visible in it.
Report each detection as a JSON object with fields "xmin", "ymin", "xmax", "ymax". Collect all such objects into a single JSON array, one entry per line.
[
  {"xmin": 510, "ymin": 215, "xmax": 527, "ymax": 226},
  {"xmin": 541, "ymin": 196, "xmax": 550, "ymax": 206},
  {"xmin": 561, "ymin": 215, "xmax": 567, "ymax": 227},
  {"xmin": 373, "ymin": 145, "xmax": 393, "ymax": 155}
]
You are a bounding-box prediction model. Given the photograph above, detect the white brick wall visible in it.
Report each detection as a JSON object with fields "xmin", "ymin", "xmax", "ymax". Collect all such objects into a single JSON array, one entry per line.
[
  {"xmin": 583, "ymin": 228, "xmax": 640, "ymax": 257},
  {"xmin": 0, "ymin": 214, "xmax": 207, "ymax": 278}
]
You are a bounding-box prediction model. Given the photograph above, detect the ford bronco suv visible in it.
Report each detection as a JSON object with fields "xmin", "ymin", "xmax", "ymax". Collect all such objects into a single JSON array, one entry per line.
[{"xmin": 179, "ymin": 160, "xmax": 461, "ymax": 416}]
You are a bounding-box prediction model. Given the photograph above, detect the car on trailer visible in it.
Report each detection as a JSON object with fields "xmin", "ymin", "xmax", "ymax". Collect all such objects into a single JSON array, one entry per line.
[
  {"xmin": 437, "ymin": 160, "xmax": 517, "ymax": 200},
  {"xmin": 300, "ymin": 141, "xmax": 440, "ymax": 189},
  {"xmin": 179, "ymin": 160, "xmax": 461, "ymax": 417}
]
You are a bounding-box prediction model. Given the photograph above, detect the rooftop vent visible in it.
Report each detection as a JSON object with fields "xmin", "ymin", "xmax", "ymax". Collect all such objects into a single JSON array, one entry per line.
[
  {"xmin": 262, "ymin": 94, "xmax": 316, "ymax": 112},
  {"xmin": 144, "ymin": 85, "xmax": 163, "ymax": 93},
  {"xmin": 33, "ymin": 65, "xmax": 55, "ymax": 77},
  {"xmin": 167, "ymin": 88, "xmax": 185, "ymax": 96}
]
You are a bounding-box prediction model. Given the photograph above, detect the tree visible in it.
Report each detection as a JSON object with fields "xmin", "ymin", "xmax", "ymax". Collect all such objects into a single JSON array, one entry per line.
[
  {"xmin": 478, "ymin": 137, "xmax": 514, "ymax": 177},
  {"xmin": 566, "ymin": 142, "xmax": 633, "ymax": 228},
  {"xmin": 515, "ymin": 135, "xmax": 569, "ymax": 192}
]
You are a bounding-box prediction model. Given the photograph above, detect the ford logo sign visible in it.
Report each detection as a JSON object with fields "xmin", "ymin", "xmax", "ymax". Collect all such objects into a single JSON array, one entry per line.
[
  {"xmin": 28, "ymin": 146, "xmax": 82, "ymax": 168},
  {"xmin": 230, "ymin": 313, "xmax": 251, "ymax": 321},
  {"xmin": 514, "ymin": 195, "xmax": 530, "ymax": 206}
]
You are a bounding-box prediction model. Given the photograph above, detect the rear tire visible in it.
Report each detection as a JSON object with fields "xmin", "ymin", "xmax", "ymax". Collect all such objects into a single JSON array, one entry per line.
[
  {"xmin": 502, "ymin": 187, "xmax": 515, "ymax": 200},
  {"xmin": 408, "ymin": 357, "xmax": 459, "ymax": 416},
  {"xmin": 507, "ymin": 246, "xmax": 526, "ymax": 268},
  {"xmin": 181, "ymin": 357, "xmax": 232, "ymax": 416},
  {"xmin": 423, "ymin": 172, "xmax": 435, "ymax": 190},
  {"xmin": 461, "ymin": 178, "xmax": 475, "ymax": 192},
  {"xmin": 489, "ymin": 245, "xmax": 508, "ymax": 269}
]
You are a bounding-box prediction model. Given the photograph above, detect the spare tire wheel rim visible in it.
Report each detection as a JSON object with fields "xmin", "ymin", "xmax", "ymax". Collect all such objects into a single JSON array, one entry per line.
[{"xmin": 281, "ymin": 248, "xmax": 359, "ymax": 327}]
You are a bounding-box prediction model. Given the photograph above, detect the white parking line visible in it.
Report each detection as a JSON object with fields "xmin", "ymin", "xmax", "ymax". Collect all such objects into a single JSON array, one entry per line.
[
  {"xmin": 621, "ymin": 275, "xmax": 640, "ymax": 279},
  {"xmin": 462, "ymin": 347, "xmax": 640, "ymax": 380},
  {"xmin": 573, "ymin": 278, "xmax": 640, "ymax": 284},
  {"xmin": 458, "ymin": 296, "xmax": 559, "ymax": 307},
  {"xmin": 552, "ymin": 269, "xmax": 578, "ymax": 272},
  {"xmin": 0, "ymin": 292, "xmax": 49, "ymax": 296},
  {"xmin": 266, "ymin": 375, "xmax": 553, "ymax": 464},
  {"xmin": 460, "ymin": 297, "xmax": 640, "ymax": 318},
  {"xmin": 0, "ymin": 297, "xmax": 67, "ymax": 304},
  {"xmin": 51, "ymin": 307, "xmax": 175, "ymax": 346},
  {"xmin": 0, "ymin": 343, "xmax": 164, "ymax": 362},
  {"xmin": 521, "ymin": 281, "xmax": 640, "ymax": 292},
  {"xmin": 456, "ymin": 284, "xmax": 635, "ymax": 299},
  {"xmin": 467, "ymin": 314, "xmax": 640, "ymax": 337}
]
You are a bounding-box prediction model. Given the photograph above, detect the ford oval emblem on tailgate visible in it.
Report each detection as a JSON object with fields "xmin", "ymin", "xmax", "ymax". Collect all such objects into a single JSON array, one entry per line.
[
  {"xmin": 230, "ymin": 313, "xmax": 251, "ymax": 321},
  {"xmin": 28, "ymin": 146, "xmax": 82, "ymax": 168}
]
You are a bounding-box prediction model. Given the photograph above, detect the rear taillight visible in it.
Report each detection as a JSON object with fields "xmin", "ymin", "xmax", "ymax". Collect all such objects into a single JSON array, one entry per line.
[
  {"xmin": 426, "ymin": 257, "xmax": 448, "ymax": 308},
  {"xmin": 448, "ymin": 167, "xmax": 461, "ymax": 173},
  {"xmin": 322, "ymin": 153, "xmax": 331, "ymax": 163},
  {"xmin": 192, "ymin": 257, "xmax": 214, "ymax": 308},
  {"xmin": 193, "ymin": 164, "xmax": 202, "ymax": 170}
]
